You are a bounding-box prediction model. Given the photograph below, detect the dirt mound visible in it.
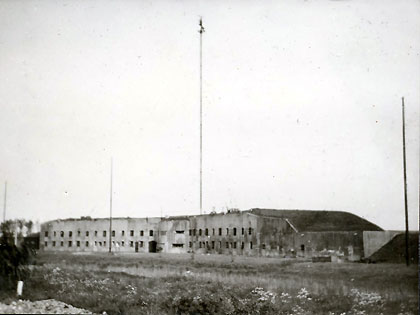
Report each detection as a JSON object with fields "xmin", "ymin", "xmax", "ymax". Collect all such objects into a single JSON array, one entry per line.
[
  {"xmin": 249, "ymin": 209, "xmax": 383, "ymax": 232},
  {"xmin": 369, "ymin": 232, "xmax": 418, "ymax": 264},
  {"xmin": 0, "ymin": 299, "xmax": 98, "ymax": 314}
]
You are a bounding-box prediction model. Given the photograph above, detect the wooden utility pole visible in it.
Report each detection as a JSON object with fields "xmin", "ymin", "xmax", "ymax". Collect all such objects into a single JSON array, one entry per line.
[
  {"xmin": 2, "ymin": 181, "xmax": 6, "ymax": 223},
  {"xmin": 199, "ymin": 18, "xmax": 205, "ymax": 215},
  {"xmin": 401, "ymin": 97, "xmax": 409, "ymax": 266},
  {"xmin": 109, "ymin": 158, "xmax": 113, "ymax": 254}
]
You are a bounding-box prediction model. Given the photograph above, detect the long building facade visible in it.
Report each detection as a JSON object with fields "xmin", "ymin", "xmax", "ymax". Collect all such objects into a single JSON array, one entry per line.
[{"xmin": 40, "ymin": 209, "xmax": 384, "ymax": 260}]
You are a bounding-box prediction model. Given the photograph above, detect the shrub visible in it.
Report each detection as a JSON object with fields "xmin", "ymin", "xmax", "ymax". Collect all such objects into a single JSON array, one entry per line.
[{"xmin": 0, "ymin": 235, "xmax": 33, "ymax": 289}]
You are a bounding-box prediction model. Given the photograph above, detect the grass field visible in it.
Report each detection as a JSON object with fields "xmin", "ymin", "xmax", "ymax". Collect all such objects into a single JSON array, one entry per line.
[{"xmin": 1, "ymin": 251, "xmax": 418, "ymax": 314}]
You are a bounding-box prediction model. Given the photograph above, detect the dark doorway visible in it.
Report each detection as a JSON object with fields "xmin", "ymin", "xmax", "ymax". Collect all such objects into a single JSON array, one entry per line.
[
  {"xmin": 300, "ymin": 244, "xmax": 305, "ymax": 251},
  {"xmin": 149, "ymin": 241, "xmax": 157, "ymax": 253},
  {"xmin": 135, "ymin": 241, "xmax": 139, "ymax": 253}
]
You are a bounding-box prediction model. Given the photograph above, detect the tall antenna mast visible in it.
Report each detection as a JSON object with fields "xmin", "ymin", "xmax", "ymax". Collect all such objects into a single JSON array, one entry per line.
[
  {"xmin": 109, "ymin": 158, "xmax": 113, "ymax": 253},
  {"xmin": 199, "ymin": 17, "xmax": 205, "ymax": 215},
  {"xmin": 401, "ymin": 97, "xmax": 409, "ymax": 266},
  {"xmin": 3, "ymin": 181, "xmax": 6, "ymax": 223}
]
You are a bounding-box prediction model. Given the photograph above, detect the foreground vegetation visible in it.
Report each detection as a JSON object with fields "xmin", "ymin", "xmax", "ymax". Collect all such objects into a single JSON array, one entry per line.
[{"xmin": 0, "ymin": 252, "xmax": 417, "ymax": 314}]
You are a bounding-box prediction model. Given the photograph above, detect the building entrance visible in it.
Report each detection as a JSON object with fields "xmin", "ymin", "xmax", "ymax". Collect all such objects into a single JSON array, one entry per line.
[{"xmin": 148, "ymin": 241, "xmax": 157, "ymax": 253}]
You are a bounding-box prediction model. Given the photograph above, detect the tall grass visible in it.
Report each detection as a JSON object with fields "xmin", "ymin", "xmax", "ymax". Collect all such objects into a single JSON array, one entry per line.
[
  {"xmin": 2, "ymin": 252, "xmax": 417, "ymax": 314},
  {"xmin": 35, "ymin": 252, "xmax": 417, "ymax": 300}
]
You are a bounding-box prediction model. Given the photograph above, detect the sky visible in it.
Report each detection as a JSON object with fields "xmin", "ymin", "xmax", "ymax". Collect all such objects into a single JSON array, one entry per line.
[{"xmin": 0, "ymin": 0, "xmax": 418, "ymax": 231}]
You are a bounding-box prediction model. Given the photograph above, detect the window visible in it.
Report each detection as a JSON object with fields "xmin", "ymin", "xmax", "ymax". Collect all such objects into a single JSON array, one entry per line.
[
  {"xmin": 249, "ymin": 227, "xmax": 252, "ymax": 235},
  {"xmin": 77, "ymin": 241, "xmax": 80, "ymax": 247},
  {"xmin": 226, "ymin": 242, "xmax": 229, "ymax": 249},
  {"xmin": 172, "ymin": 244, "xmax": 184, "ymax": 248},
  {"xmin": 205, "ymin": 228, "xmax": 208, "ymax": 236},
  {"xmin": 211, "ymin": 241, "xmax": 215, "ymax": 249},
  {"xmin": 86, "ymin": 241, "xmax": 89, "ymax": 247},
  {"xmin": 199, "ymin": 242, "xmax": 202, "ymax": 248},
  {"xmin": 199, "ymin": 229, "xmax": 202, "ymax": 236},
  {"xmin": 77, "ymin": 231, "xmax": 81, "ymax": 236},
  {"xmin": 219, "ymin": 241, "xmax": 222, "ymax": 248},
  {"xmin": 250, "ymin": 242, "xmax": 253, "ymax": 249},
  {"xmin": 122, "ymin": 231, "xmax": 125, "ymax": 236},
  {"xmin": 212, "ymin": 228, "xmax": 215, "ymax": 235},
  {"xmin": 130, "ymin": 241, "xmax": 134, "ymax": 247},
  {"xmin": 45, "ymin": 231, "xmax": 48, "ymax": 237},
  {"xmin": 206, "ymin": 241, "xmax": 209, "ymax": 249},
  {"xmin": 140, "ymin": 230, "xmax": 144, "ymax": 236},
  {"xmin": 233, "ymin": 228, "xmax": 237, "ymax": 236},
  {"xmin": 68, "ymin": 241, "xmax": 72, "ymax": 247},
  {"xmin": 189, "ymin": 242, "xmax": 192, "ymax": 248},
  {"xmin": 54, "ymin": 231, "xmax": 56, "ymax": 237},
  {"xmin": 95, "ymin": 231, "xmax": 98, "ymax": 236},
  {"xmin": 104, "ymin": 241, "xmax": 106, "ymax": 247},
  {"xmin": 112, "ymin": 230, "xmax": 115, "ymax": 237},
  {"xmin": 219, "ymin": 228, "xmax": 222, "ymax": 236},
  {"xmin": 86, "ymin": 231, "xmax": 89, "ymax": 237},
  {"xmin": 60, "ymin": 241, "xmax": 64, "ymax": 247},
  {"xmin": 130, "ymin": 230, "xmax": 134, "ymax": 236},
  {"xmin": 44, "ymin": 241, "xmax": 48, "ymax": 247},
  {"xmin": 60, "ymin": 231, "xmax": 64, "ymax": 237},
  {"xmin": 103, "ymin": 231, "xmax": 106, "ymax": 237},
  {"xmin": 121, "ymin": 241, "xmax": 125, "ymax": 247},
  {"xmin": 261, "ymin": 244, "xmax": 266, "ymax": 249},
  {"xmin": 69, "ymin": 231, "xmax": 72, "ymax": 237},
  {"xmin": 193, "ymin": 229, "xmax": 196, "ymax": 236},
  {"xmin": 301, "ymin": 244, "xmax": 305, "ymax": 251},
  {"xmin": 189, "ymin": 229, "xmax": 192, "ymax": 236},
  {"xmin": 140, "ymin": 241, "xmax": 144, "ymax": 247},
  {"xmin": 241, "ymin": 242, "xmax": 244, "ymax": 249},
  {"xmin": 242, "ymin": 228, "xmax": 244, "ymax": 235},
  {"xmin": 176, "ymin": 230, "xmax": 184, "ymax": 234},
  {"xmin": 98, "ymin": 241, "xmax": 102, "ymax": 246},
  {"xmin": 95, "ymin": 241, "xmax": 97, "ymax": 246},
  {"xmin": 53, "ymin": 241, "xmax": 56, "ymax": 247},
  {"xmin": 149, "ymin": 230, "xmax": 153, "ymax": 236},
  {"xmin": 226, "ymin": 228, "xmax": 229, "ymax": 235},
  {"xmin": 233, "ymin": 242, "xmax": 237, "ymax": 249}
]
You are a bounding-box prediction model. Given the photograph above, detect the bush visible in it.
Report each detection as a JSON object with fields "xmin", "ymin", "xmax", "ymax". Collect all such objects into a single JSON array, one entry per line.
[{"xmin": 0, "ymin": 233, "xmax": 33, "ymax": 289}]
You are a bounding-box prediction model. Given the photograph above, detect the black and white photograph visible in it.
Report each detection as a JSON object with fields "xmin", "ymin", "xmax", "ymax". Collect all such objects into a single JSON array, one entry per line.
[{"xmin": 0, "ymin": 0, "xmax": 418, "ymax": 314}]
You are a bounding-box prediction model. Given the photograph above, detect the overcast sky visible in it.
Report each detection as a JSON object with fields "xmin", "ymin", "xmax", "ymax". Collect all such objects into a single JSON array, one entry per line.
[{"xmin": 0, "ymin": 0, "xmax": 418, "ymax": 230}]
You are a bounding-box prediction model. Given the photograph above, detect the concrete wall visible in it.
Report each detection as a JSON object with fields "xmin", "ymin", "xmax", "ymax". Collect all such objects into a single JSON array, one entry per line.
[
  {"xmin": 283, "ymin": 231, "xmax": 365, "ymax": 260},
  {"xmin": 363, "ymin": 231, "xmax": 401, "ymax": 258},
  {"xmin": 158, "ymin": 218, "xmax": 189, "ymax": 253},
  {"xmin": 41, "ymin": 217, "xmax": 161, "ymax": 253},
  {"xmin": 257, "ymin": 215, "xmax": 296, "ymax": 257},
  {"xmin": 187, "ymin": 212, "xmax": 260, "ymax": 255},
  {"xmin": 40, "ymin": 213, "xmax": 289, "ymax": 256}
]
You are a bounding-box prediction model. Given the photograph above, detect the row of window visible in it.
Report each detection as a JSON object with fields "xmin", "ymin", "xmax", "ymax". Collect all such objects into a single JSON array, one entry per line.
[
  {"xmin": 45, "ymin": 230, "xmax": 154, "ymax": 238},
  {"xmin": 190, "ymin": 241, "xmax": 254, "ymax": 249},
  {"xmin": 189, "ymin": 227, "xmax": 253, "ymax": 237},
  {"xmin": 44, "ymin": 240, "xmax": 146, "ymax": 248},
  {"xmin": 45, "ymin": 227, "xmax": 254, "ymax": 238},
  {"xmin": 44, "ymin": 240, "xmax": 261, "ymax": 250}
]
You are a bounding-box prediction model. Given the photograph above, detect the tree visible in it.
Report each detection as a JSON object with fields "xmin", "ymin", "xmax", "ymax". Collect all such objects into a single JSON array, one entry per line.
[{"xmin": 0, "ymin": 219, "xmax": 34, "ymax": 289}]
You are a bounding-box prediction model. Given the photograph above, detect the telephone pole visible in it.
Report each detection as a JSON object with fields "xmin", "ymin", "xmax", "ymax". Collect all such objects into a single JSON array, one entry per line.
[
  {"xmin": 109, "ymin": 158, "xmax": 113, "ymax": 254},
  {"xmin": 199, "ymin": 18, "xmax": 205, "ymax": 215},
  {"xmin": 401, "ymin": 97, "xmax": 409, "ymax": 266},
  {"xmin": 2, "ymin": 181, "xmax": 6, "ymax": 223}
]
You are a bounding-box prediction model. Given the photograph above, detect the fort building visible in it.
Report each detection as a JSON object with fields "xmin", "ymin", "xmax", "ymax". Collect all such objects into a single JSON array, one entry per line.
[{"xmin": 40, "ymin": 208, "xmax": 392, "ymax": 261}]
